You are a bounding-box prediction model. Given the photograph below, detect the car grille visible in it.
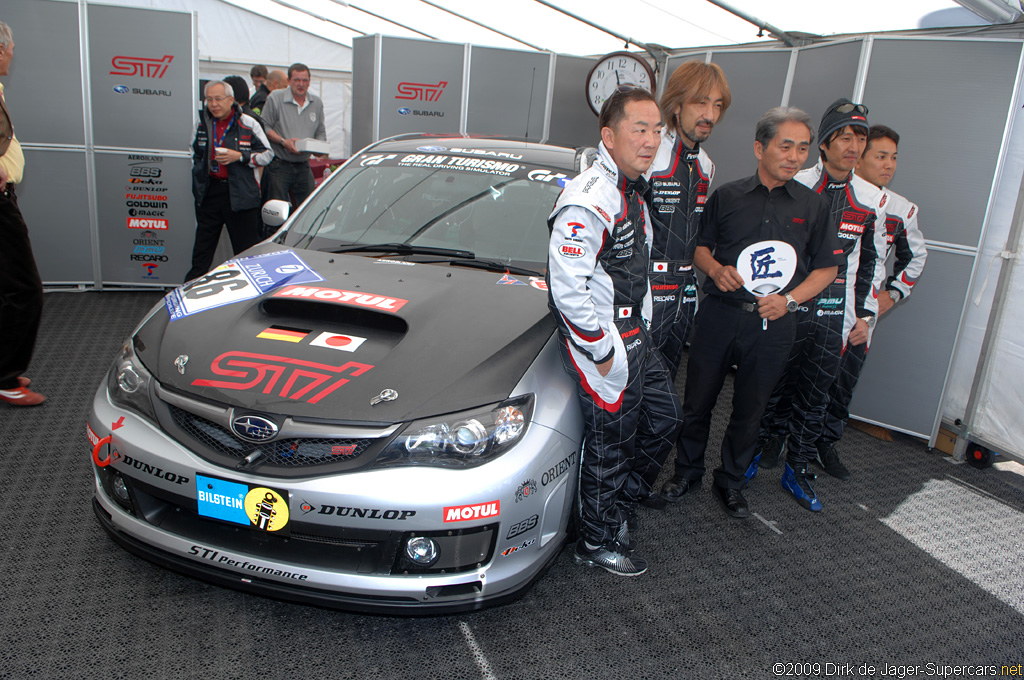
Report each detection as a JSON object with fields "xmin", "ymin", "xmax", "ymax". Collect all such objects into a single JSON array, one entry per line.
[{"xmin": 169, "ymin": 405, "xmax": 374, "ymax": 468}]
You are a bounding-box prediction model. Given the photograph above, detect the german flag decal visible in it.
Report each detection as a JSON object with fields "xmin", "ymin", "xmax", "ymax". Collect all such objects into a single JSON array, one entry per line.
[{"xmin": 257, "ymin": 325, "xmax": 309, "ymax": 343}]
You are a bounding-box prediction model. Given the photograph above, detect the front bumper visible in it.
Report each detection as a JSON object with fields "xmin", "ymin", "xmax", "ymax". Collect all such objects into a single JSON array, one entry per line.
[{"xmin": 89, "ymin": 380, "xmax": 580, "ymax": 614}]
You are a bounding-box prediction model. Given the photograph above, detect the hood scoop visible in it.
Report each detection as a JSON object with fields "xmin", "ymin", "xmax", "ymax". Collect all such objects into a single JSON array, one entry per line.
[{"xmin": 260, "ymin": 298, "xmax": 409, "ymax": 337}]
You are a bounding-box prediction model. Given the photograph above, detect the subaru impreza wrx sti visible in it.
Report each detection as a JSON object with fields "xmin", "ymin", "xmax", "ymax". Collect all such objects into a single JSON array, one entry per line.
[{"xmin": 89, "ymin": 136, "xmax": 592, "ymax": 613}]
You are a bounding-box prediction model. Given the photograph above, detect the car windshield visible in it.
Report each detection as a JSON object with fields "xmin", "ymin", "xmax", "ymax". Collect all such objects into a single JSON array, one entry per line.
[{"xmin": 280, "ymin": 151, "xmax": 572, "ymax": 270}]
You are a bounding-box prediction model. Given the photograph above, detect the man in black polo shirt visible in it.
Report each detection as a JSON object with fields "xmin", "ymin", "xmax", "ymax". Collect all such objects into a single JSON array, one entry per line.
[{"xmin": 660, "ymin": 107, "xmax": 842, "ymax": 518}]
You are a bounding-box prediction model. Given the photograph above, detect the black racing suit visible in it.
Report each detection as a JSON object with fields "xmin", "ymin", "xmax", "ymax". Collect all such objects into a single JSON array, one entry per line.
[
  {"xmin": 758, "ymin": 162, "xmax": 886, "ymax": 466},
  {"xmin": 818, "ymin": 188, "xmax": 927, "ymax": 447},
  {"xmin": 644, "ymin": 128, "xmax": 714, "ymax": 377},
  {"xmin": 547, "ymin": 144, "xmax": 681, "ymax": 546}
]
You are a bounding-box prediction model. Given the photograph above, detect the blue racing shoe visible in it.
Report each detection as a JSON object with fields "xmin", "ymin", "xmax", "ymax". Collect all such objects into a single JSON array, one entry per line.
[
  {"xmin": 781, "ymin": 463, "xmax": 822, "ymax": 512},
  {"xmin": 744, "ymin": 453, "xmax": 761, "ymax": 487}
]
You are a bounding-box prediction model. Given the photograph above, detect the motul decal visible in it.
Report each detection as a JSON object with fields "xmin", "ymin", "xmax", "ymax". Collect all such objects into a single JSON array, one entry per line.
[
  {"xmin": 273, "ymin": 285, "xmax": 407, "ymax": 312},
  {"xmin": 443, "ymin": 501, "xmax": 500, "ymax": 522}
]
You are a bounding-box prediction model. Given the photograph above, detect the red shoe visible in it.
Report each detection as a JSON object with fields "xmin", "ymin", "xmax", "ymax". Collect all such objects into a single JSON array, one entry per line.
[
  {"xmin": 0, "ymin": 385, "xmax": 46, "ymax": 406},
  {"xmin": 18, "ymin": 376, "xmax": 31, "ymax": 387}
]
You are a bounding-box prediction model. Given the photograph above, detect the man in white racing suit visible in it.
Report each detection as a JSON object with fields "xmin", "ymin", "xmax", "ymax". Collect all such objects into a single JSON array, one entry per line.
[
  {"xmin": 816, "ymin": 124, "xmax": 927, "ymax": 458},
  {"xmin": 547, "ymin": 87, "xmax": 681, "ymax": 577}
]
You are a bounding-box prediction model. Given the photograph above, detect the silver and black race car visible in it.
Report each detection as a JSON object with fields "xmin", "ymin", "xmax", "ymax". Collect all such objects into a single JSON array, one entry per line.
[{"xmin": 89, "ymin": 136, "xmax": 590, "ymax": 613}]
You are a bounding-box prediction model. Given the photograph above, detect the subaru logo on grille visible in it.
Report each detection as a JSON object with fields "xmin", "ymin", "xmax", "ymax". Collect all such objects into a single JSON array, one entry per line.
[{"xmin": 231, "ymin": 415, "xmax": 279, "ymax": 442}]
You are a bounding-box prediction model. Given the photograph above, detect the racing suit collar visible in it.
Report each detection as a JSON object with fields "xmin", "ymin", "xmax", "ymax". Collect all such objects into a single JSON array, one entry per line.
[
  {"xmin": 596, "ymin": 142, "xmax": 651, "ymax": 199},
  {"xmin": 818, "ymin": 158, "xmax": 851, "ymax": 190},
  {"xmin": 666, "ymin": 127, "xmax": 701, "ymax": 160}
]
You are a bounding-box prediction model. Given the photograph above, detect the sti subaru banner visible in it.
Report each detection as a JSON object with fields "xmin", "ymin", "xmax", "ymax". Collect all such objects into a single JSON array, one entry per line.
[
  {"xmin": 377, "ymin": 37, "xmax": 465, "ymax": 138},
  {"xmin": 88, "ymin": 4, "xmax": 194, "ymax": 150}
]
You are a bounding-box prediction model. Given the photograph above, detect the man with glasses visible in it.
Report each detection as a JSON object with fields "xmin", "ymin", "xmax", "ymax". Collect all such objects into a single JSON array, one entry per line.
[
  {"xmin": 185, "ymin": 80, "xmax": 274, "ymax": 282},
  {"xmin": 547, "ymin": 87, "xmax": 680, "ymax": 576},
  {"xmin": 662, "ymin": 107, "xmax": 840, "ymax": 519},
  {"xmin": 260, "ymin": 63, "xmax": 326, "ymax": 208},
  {"xmin": 815, "ymin": 124, "xmax": 927, "ymax": 461},
  {"xmin": 751, "ymin": 99, "xmax": 887, "ymax": 511}
]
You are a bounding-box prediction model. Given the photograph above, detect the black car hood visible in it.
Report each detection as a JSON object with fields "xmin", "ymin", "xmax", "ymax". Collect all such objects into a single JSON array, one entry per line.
[{"xmin": 137, "ymin": 246, "xmax": 555, "ymax": 423}]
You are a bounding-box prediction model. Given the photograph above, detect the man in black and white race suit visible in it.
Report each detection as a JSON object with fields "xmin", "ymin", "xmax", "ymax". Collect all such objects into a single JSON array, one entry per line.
[
  {"xmin": 753, "ymin": 99, "xmax": 886, "ymax": 510},
  {"xmin": 816, "ymin": 125, "xmax": 927, "ymax": 461},
  {"xmin": 547, "ymin": 88, "xmax": 680, "ymax": 577},
  {"xmin": 644, "ymin": 61, "xmax": 730, "ymax": 378}
]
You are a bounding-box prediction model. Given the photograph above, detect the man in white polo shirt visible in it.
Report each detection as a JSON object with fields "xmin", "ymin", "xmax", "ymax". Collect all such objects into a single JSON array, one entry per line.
[{"xmin": 260, "ymin": 62, "xmax": 326, "ymax": 208}]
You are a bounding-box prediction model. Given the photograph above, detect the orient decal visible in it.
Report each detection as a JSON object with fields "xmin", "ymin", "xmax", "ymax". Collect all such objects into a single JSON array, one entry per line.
[
  {"xmin": 443, "ymin": 501, "xmax": 500, "ymax": 523},
  {"xmin": 191, "ymin": 352, "xmax": 373, "ymax": 404},
  {"xmin": 542, "ymin": 452, "xmax": 577, "ymax": 486},
  {"xmin": 110, "ymin": 55, "xmax": 174, "ymax": 78},
  {"xmin": 395, "ymin": 81, "xmax": 447, "ymax": 101},
  {"xmin": 273, "ymin": 285, "xmax": 407, "ymax": 313}
]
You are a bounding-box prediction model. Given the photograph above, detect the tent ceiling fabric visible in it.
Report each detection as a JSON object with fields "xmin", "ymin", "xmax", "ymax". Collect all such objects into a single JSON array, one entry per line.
[{"xmin": 218, "ymin": 0, "xmax": 970, "ymax": 57}]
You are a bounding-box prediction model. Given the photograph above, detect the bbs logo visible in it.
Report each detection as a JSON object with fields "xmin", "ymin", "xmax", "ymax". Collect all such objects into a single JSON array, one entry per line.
[
  {"xmin": 506, "ymin": 514, "xmax": 538, "ymax": 539},
  {"xmin": 130, "ymin": 166, "xmax": 162, "ymax": 178}
]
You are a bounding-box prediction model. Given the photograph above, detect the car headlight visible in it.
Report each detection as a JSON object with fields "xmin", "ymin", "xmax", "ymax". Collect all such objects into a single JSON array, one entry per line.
[
  {"xmin": 373, "ymin": 395, "xmax": 533, "ymax": 469},
  {"xmin": 106, "ymin": 337, "xmax": 158, "ymax": 423}
]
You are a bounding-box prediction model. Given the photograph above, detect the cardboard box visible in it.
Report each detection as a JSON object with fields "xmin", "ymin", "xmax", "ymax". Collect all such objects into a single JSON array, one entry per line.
[
  {"xmin": 934, "ymin": 426, "xmax": 958, "ymax": 455},
  {"xmin": 295, "ymin": 138, "xmax": 331, "ymax": 155}
]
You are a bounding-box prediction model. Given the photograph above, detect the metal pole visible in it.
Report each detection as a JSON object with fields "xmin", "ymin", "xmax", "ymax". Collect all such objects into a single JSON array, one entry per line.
[
  {"xmin": 418, "ymin": 0, "xmax": 548, "ymax": 52},
  {"xmin": 532, "ymin": 0, "xmax": 649, "ymax": 50},
  {"xmin": 702, "ymin": 0, "xmax": 798, "ymax": 47},
  {"xmin": 332, "ymin": 1, "xmax": 439, "ymax": 40}
]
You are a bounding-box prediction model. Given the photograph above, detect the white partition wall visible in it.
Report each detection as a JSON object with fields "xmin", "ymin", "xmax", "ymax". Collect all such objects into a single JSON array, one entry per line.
[{"xmin": 5, "ymin": 0, "xmax": 196, "ymax": 287}]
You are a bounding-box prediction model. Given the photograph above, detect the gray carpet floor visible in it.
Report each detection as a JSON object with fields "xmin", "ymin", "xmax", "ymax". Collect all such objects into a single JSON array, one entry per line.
[{"xmin": 1, "ymin": 291, "xmax": 1022, "ymax": 679}]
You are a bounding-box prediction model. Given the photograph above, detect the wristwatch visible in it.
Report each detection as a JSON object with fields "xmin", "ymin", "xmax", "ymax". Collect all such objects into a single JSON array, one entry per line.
[
  {"xmin": 888, "ymin": 289, "xmax": 902, "ymax": 303},
  {"xmin": 860, "ymin": 315, "xmax": 876, "ymax": 329},
  {"xmin": 785, "ymin": 293, "xmax": 798, "ymax": 313}
]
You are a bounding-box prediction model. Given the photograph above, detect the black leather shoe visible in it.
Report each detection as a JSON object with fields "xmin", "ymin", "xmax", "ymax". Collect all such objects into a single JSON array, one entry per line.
[
  {"xmin": 713, "ymin": 485, "xmax": 750, "ymax": 519},
  {"xmin": 639, "ymin": 493, "xmax": 668, "ymax": 511},
  {"xmin": 661, "ymin": 478, "xmax": 700, "ymax": 503}
]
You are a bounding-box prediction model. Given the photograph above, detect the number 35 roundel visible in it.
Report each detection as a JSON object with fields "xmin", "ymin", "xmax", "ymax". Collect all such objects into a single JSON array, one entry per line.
[{"xmin": 736, "ymin": 240, "xmax": 797, "ymax": 298}]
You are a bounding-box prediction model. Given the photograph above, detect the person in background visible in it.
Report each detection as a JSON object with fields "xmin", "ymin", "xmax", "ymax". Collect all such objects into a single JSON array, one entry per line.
[
  {"xmin": 260, "ymin": 63, "xmax": 326, "ymax": 208},
  {"xmin": 185, "ymin": 80, "xmax": 273, "ymax": 282},
  {"xmin": 815, "ymin": 124, "xmax": 927, "ymax": 461},
  {"xmin": 0, "ymin": 20, "xmax": 45, "ymax": 407},
  {"xmin": 249, "ymin": 65, "xmax": 271, "ymax": 115}
]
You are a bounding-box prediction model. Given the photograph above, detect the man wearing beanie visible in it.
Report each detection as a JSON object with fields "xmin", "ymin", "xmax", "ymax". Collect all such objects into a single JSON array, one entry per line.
[
  {"xmin": 751, "ymin": 98, "xmax": 887, "ymax": 512},
  {"xmin": 816, "ymin": 124, "xmax": 927, "ymax": 460}
]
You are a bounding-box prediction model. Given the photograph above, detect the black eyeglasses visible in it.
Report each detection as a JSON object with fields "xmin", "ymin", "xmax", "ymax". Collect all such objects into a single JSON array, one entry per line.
[{"xmin": 835, "ymin": 102, "xmax": 868, "ymax": 115}]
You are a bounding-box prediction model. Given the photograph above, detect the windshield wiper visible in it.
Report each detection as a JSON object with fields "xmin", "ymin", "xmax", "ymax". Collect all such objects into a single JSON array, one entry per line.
[
  {"xmin": 446, "ymin": 259, "xmax": 542, "ymax": 277},
  {"xmin": 323, "ymin": 242, "xmax": 475, "ymax": 258}
]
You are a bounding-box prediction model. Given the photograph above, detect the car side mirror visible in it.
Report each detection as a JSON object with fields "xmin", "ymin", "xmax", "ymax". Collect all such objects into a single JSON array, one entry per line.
[{"xmin": 262, "ymin": 200, "xmax": 291, "ymax": 227}]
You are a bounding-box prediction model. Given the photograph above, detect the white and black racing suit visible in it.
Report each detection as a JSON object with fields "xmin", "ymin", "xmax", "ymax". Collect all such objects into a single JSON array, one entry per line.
[
  {"xmin": 758, "ymin": 161, "xmax": 887, "ymax": 466},
  {"xmin": 818, "ymin": 188, "xmax": 927, "ymax": 446},
  {"xmin": 547, "ymin": 144, "xmax": 681, "ymax": 547},
  {"xmin": 644, "ymin": 127, "xmax": 715, "ymax": 377}
]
